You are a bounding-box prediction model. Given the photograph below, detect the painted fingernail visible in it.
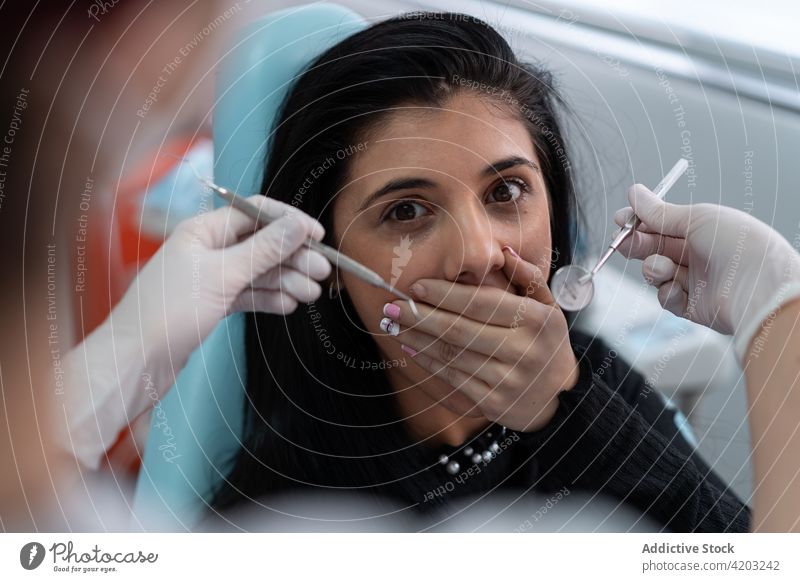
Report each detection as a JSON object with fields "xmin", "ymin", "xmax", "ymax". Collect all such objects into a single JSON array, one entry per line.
[
  {"xmin": 380, "ymin": 317, "xmax": 400, "ymax": 336},
  {"xmin": 401, "ymin": 344, "xmax": 418, "ymax": 356},
  {"xmin": 410, "ymin": 283, "xmax": 426, "ymax": 298},
  {"xmin": 502, "ymin": 245, "xmax": 521, "ymax": 259},
  {"xmin": 383, "ymin": 302, "xmax": 401, "ymax": 319}
]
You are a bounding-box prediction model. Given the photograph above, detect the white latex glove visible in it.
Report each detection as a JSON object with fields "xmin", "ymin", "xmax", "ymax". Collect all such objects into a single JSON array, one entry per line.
[
  {"xmin": 614, "ymin": 184, "xmax": 800, "ymax": 364},
  {"xmin": 60, "ymin": 196, "xmax": 330, "ymax": 468}
]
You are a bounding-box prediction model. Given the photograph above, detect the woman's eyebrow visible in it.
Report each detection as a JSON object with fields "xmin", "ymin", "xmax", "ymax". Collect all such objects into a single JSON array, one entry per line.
[
  {"xmin": 482, "ymin": 156, "xmax": 539, "ymax": 177},
  {"xmin": 357, "ymin": 157, "xmax": 539, "ymax": 212}
]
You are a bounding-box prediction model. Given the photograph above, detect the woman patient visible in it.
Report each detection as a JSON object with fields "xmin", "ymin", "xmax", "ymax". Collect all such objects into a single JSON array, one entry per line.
[{"xmin": 211, "ymin": 12, "xmax": 749, "ymax": 532}]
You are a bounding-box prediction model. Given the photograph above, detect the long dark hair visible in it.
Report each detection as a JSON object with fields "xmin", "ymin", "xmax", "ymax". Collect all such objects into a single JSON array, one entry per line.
[{"xmin": 211, "ymin": 12, "xmax": 580, "ymax": 512}]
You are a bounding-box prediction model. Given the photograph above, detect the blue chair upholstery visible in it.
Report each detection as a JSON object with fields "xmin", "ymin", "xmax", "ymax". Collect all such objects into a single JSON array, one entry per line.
[{"xmin": 132, "ymin": 3, "xmax": 367, "ymax": 530}]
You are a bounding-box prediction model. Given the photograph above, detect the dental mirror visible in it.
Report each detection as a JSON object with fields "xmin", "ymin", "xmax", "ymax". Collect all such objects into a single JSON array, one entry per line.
[{"xmin": 552, "ymin": 158, "xmax": 689, "ymax": 311}]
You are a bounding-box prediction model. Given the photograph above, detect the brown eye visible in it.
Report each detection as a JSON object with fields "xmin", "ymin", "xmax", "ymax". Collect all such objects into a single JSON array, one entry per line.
[
  {"xmin": 387, "ymin": 201, "xmax": 427, "ymax": 222},
  {"xmin": 488, "ymin": 180, "xmax": 526, "ymax": 203}
]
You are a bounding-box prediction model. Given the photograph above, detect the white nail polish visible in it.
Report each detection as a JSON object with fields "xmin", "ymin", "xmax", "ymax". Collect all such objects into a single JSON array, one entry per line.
[{"xmin": 379, "ymin": 317, "xmax": 399, "ymax": 336}]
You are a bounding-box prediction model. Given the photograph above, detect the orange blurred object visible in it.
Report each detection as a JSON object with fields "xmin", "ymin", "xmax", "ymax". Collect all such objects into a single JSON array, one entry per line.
[{"xmin": 73, "ymin": 134, "xmax": 203, "ymax": 340}]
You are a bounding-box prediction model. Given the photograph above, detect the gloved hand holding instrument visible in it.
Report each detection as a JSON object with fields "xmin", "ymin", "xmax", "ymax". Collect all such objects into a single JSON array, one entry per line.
[
  {"xmin": 613, "ymin": 183, "xmax": 800, "ymax": 363},
  {"xmin": 62, "ymin": 191, "xmax": 331, "ymax": 468}
]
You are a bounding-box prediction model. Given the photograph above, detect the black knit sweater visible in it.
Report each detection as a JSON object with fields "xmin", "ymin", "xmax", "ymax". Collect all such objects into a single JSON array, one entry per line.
[
  {"xmin": 421, "ymin": 330, "xmax": 751, "ymax": 532},
  {"xmin": 209, "ymin": 330, "xmax": 751, "ymax": 532}
]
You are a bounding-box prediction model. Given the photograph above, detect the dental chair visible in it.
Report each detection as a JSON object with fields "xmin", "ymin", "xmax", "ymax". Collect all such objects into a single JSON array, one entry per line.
[
  {"xmin": 131, "ymin": 3, "xmax": 368, "ymax": 530},
  {"xmin": 131, "ymin": 3, "xmax": 699, "ymax": 531}
]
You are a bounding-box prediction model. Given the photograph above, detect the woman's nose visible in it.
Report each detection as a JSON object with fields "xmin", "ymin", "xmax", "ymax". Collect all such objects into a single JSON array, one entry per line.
[{"xmin": 443, "ymin": 200, "xmax": 505, "ymax": 285}]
